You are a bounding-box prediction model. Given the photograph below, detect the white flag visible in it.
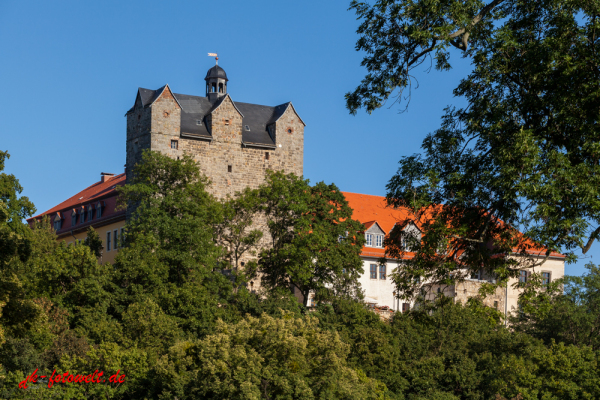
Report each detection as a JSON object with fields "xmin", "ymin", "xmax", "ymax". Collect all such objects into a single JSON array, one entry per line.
[{"xmin": 208, "ymin": 53, "xmax": 218, "ymax": 57}]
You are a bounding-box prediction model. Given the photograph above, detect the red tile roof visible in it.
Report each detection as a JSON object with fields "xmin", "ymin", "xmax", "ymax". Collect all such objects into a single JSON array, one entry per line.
[{"xmin": 31, "ymin": 173, "xmax": 125, "ymax": 219}]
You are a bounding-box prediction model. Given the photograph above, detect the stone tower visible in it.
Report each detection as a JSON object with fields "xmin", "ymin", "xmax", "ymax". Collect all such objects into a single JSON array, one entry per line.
[{"xmin": 125, "ymin": 63, "xmax": 305, "ymax": 199}]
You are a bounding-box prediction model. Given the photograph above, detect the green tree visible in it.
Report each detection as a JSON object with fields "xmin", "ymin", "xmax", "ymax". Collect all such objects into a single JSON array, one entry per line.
[
  {"xmin": 216, "ymin": 187, "xmax": 263, "ymax": 274},
  {"xmin": 0, "ymin": 150, "xmax": 35, "ymax": 269},
  {"xmin": 258, "ymin": 171, "xmax": 366, "ymax": 307},
  {"xmin": 83, "ymin": 226, "xmax": 103, "ymax": 260},
  {"xmin": 513, "ymin": 263, "xmax": 600, "ymax": 351},
  {"xmin": 347, "ymin": 0, "xmax": 600, "ymax": 296},
  {"xmin": 181, "ymin": 312, "xmax": 390, "ymax": 400},
  {"xmin": 114, "ymin": 150, "xmax": 238, "ymax": 336}
]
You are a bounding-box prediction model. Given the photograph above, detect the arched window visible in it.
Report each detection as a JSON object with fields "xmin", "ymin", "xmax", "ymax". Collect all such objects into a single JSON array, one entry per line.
[
  {"xmin": 218, "ymin": 83, "xmax": 224, "ymax": 93},
  {"xmin": 211, "ymin": 82, "xmax": 217, "ymax": 93}
]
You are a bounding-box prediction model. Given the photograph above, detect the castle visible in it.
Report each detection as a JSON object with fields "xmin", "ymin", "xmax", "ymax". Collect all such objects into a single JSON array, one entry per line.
[
  {"xmin": 125, "ymin": 63, "xmax": 304, "ymax": 199},
  {"xmin": 29, "ymin": 63, "xmax": 565, "ymax": 316}
]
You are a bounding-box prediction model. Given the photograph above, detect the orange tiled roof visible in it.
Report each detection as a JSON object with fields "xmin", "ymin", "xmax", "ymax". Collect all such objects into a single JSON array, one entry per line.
[
  {"xmin": 341, "ymin": 191, "xmax": 565, "ymax": 259},
  {"xmin": 30, "ymin": 173, "xmax": 125, "ymax": 219}
]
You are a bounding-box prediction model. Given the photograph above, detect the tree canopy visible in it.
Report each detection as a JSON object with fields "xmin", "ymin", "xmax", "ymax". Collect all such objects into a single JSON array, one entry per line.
[{"xmin": 348, "ymin": 0, "xmax": 600, "ymax": 295}]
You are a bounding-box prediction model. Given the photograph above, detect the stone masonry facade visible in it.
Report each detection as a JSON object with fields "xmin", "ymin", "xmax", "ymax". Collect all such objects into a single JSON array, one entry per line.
[{"xmin": 126, "ymin": 86, "xmax": 304, "ymax": 199}]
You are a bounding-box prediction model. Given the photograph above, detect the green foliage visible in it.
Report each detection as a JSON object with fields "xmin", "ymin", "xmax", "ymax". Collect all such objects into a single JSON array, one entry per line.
[
  {"xmin": 180, "ymin": 312, "xmax": 390, "ymax": 399},
  {"xmin": 114, "ymin": 150, "xmax": 239, "ymax": 337},
  {"xmin": 513, "ymin": 263, "xmax": 600, "ymax": 351},
  {"xmin": 349, "ymin": 0, "xmax": 600, "ymax": 296},
  {"xmin": 217, "ymin": 187, "xmax": 263, "ymax": 274},
  {"xmin": 3, "ymin": 149, "xmax": 600, "ymax": 399},
  {"xmin": 0, "ymin": 150, "xmax": 35, "ymax": 269},
  {"xmin": 83, "ymin": 226, "xmax": 103, "ymax": 259},
  {"xmin": 258, "ymin": 171, "xmax": 366, "ymax": 306}
]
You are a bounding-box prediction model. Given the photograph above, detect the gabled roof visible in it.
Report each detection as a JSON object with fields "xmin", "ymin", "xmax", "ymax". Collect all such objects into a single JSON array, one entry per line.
[
  {"xmin": 342, "ymin": 192, "xmax": 413, "ymax": 237},
  {"xmin": 30, "ymin": 173, "xmax": 126, "ymax": 219},
  {"xmin": 126, "ymin": 83, "xmax": 300, "ymax": 147}
]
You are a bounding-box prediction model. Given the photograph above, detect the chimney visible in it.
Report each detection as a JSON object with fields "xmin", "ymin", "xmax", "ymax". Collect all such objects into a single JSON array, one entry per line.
[{"xmin": 101, "ymin": 172, "xmax": 115, "ymax": 183}]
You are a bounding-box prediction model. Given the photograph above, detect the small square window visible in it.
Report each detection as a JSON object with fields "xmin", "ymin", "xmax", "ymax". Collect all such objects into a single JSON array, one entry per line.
[
  {"xmin": 228, "ymin": 165, "xmax": 232, "ymax": 173},
  {"xmin": 245, "ymin": 125, "xmax": 250, "ymax": 131},
  {"xmin": 171, "ymin": 140, "xmax": 178, "ymax": 150},
  {"xmin": 196, "ymin": 120, "xmax": 203, "ymax": 126},
  {"xmin": 225, "ymin": 119, "xmax": 230, "ymax": 125},
  {"xmin": 370, "ymin": 264, "xmax": 377, "ymax": 279}
]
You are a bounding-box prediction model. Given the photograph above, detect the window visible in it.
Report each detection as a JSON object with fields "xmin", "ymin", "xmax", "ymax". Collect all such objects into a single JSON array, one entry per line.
[
  {"xmin": 370, "ymin": 264, "xmax": 377, "ymax": 279},
  {"xmin": 494, "ymin": 301, "xmax": 499, "ymax": 309},
  {"xmin": 470, "ymin": 270, "xmax": 481, "ymax": 280},
  {"xmin": 196, "ymin": 120, "xmax": 202, "ymax": 126},
  {"xmin": 121, "ymin": 228, "xmax": 125, "ymax": 245},
  {"xmin": 80, "ymin": 209, "xmax": 85, "ymax": 224},
  {"xmin": 519, "ymin": 270, "xmax": 528, "ymax": 283},
  {"xmin": 287, "ymin": 128, "xmax": 292, "ymax": 134},
  {"xmin": 245, "ymin": 125, "xmax": 251, "ymax": 131},
  {"xmin": 114, "ymin": 230, "xmax": 119, "ymax": 250},
  {"xmin": 366, "ymin": 233, "xmax": 373, "ymax": 246},
  {"xmin": 265, "ymin": 152, "xmax": 269, "ymax": 160},
  {"xmin": 375, "ymin": 234, "xmax": 383, "ymax": 247},
  {"xmin": 171, "ymin": 140, "xmax": 178, "ymax": 150},
  {"xmin": 53, "ymin": 215, "xmax": 62, "ymax": 231},
  {"xmin": 228, "ymin": 165, "xmax": 232, "ymax": 173},
  {"xmin": 107, "ymin": 231, "xmax": 111, "ymax": 252},
  {"xmin": 542, "ymin": 272, "xmax": 551, "ymax": 285},
  {"xmin": 402, "ymin": 303, "xmax": 410, "ymax": 313},
  {"xmin": 379, "ymin": 265, "xmax": 386, "ymax": 280},
  {"xmin": 224, "ymin": 119, "xmax": 230, "ymax": 125},
  {"xmin": 96, "ymin": 203, "xmax": 102, "ymax": 218},
  {"xmin": 87, "ymin": 206, "xmax": 93, "ymax": 221},
  {"xmin": 71, "ymin": 212, "xmax": 77, "ymax": 226}
]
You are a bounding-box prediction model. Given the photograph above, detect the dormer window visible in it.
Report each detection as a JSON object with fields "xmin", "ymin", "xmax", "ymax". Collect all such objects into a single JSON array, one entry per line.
[
  {"xmin": 53, "ymin": 213, "xmax": 62, "ymax": 231},
  {"xmin": 96, "ymin": 202, "xmax": 103, "ymax": 218},
  {"xmin": 365, "ymin": 222, "xmax": 385, "ymax": 248},
  {"xmin": 87, "ymin": 206, "xmax": 93, "ymax": 221},
  {"xmin": 71, "ymin": 210, "xmax": 77, "ymax": 226},
  {"xmin": 245, "ymin": 125, "xmax": 250, "ymax": 131},
  {"xmin": 196, "ymin": 120, "xmax": 203, "ymax": 126},
  {"xmin": 79, "ymin": 208, "xmax": 85, "ymax": 224}
]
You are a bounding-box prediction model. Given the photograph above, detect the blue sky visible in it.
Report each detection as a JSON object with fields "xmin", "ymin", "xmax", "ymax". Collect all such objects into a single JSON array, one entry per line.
[{"xmin": 0, "ymin": 0, "xmax": 594, "ymax": 276}]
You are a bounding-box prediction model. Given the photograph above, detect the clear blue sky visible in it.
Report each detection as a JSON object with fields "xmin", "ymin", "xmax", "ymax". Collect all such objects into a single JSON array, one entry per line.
[{"xmin": 0, "ymin": 0, "xmax": 594, "ymax": 276}]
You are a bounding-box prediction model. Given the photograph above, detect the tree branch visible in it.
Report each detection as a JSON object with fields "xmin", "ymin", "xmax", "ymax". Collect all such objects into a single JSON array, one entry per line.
[
  {"xmin": 581, "ymin": 226, "xmax": 600, "ymax": 254},
  {"xmin": 442, "ymin": 0, "xmax": 505, "ymax": 51}
]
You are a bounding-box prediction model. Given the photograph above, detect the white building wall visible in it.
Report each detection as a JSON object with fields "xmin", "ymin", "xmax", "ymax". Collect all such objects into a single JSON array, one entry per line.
[{"xmin": 359, "ymin": 257, "xmax": 411, "ymax": 311}]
